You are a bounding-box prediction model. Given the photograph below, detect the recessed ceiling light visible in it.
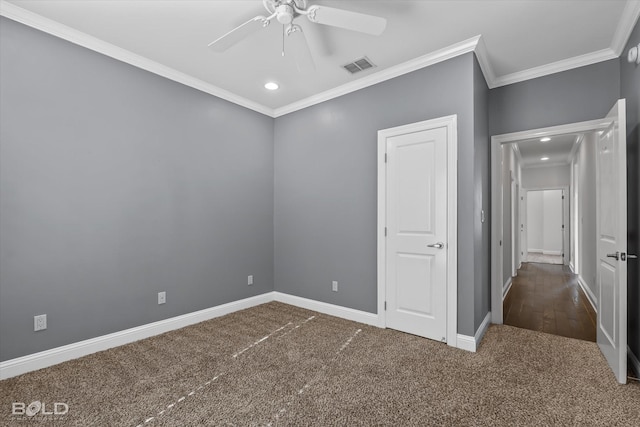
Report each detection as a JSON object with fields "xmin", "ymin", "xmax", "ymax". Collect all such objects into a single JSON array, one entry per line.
[
  {"xmin": 264, "ymin": 82, "xmax": 279, "ymax": 91},
  {"xmin": 540, "ymin": 157, "xmax": 550, "ymax": 161},
  {"xmin": 540, "ymin": 137, "xmax": 551, "ymax": 142}
]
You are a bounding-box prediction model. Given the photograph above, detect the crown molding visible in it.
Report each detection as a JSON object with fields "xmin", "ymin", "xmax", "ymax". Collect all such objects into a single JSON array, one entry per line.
[
  {"xmin": 612, "ymin": 0, "xmax": 640, "ymax": 56},
  {"xmin": 492, "ymin": 47, "xmax": 618, "ymax": 88},
  {"xmin": 2, "ymin": 0, "xmax": 635, "ymax": 116},
  {"xmin": 0, "ymin": 0, "xmax": 274, "ymax": 117},
  {"xmin": 273, "ymin": 35, "xmax": 481, "ymax": 117},
  {"xmin": 473, "ymin": 35, "xmax": 498, "ymax": 88}
]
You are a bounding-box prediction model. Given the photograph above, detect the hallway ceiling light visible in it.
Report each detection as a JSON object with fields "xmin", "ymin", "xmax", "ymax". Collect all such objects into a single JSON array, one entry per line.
[
  {"xmin": 540, "ymin": 137, "xmax": 551, "ymax": 142},
  {"xmin": 264, "ymin": 82, "xmax": 279, "ymax": 90},
  {"xmin": 540, "ymin": 157, "xmax": 549, "ymax": 161}
]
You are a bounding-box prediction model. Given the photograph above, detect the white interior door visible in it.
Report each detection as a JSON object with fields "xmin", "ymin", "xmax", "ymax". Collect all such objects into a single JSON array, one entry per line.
[
  {"xmin": 596, "ymin": 99, "xmax": 627, "ymax": 384},
  {"xmin": 385, "ymin": 126, "xmax": 448, "ymax": 341}
]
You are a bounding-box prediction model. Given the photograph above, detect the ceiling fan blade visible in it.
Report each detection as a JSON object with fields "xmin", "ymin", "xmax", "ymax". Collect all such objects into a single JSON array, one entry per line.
[
  {"xmin": 287, "ymin": 25, "xmax": 315, "ymax": 73},
  {"xmin": 208, "ymin": 16, "xmax": 268, "ymax": 52},
  {"xmin": 305, "ymin": 5, "xmax": 387, "ymax": 36}
]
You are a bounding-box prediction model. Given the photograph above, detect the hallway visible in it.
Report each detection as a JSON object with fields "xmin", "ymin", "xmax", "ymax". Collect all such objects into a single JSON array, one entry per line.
[{"xmin": 503, "ymin": 263, "xmax": 596, "ymax": 342}]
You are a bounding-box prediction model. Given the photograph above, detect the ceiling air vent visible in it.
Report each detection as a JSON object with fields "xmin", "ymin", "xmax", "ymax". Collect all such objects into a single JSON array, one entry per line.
[{"xmin": 342, "ymin": 57, "xmax": 376, "ymax": 74}]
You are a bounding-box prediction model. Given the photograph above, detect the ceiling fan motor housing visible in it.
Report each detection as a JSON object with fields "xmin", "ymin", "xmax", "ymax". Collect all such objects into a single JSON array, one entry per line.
[{"xmin": 276, "ymin": 4, "xmax": 294, "ymax": 24}]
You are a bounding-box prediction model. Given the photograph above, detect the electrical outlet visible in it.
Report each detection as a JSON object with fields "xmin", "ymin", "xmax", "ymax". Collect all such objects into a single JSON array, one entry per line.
[
  {"xmin": 248, "ymin": 275, "xmax": 253, "ymax": 286},
  {"xmin": 34, "ymin": 314, "xmax": 47, "ymax": 331},
  {"xmin": 332, "ymin": 281, "xmax": 338, "ymax": 292},
  {"xmin": 158, "ymin": 291, "xmax": 166, "ymax": 305}
]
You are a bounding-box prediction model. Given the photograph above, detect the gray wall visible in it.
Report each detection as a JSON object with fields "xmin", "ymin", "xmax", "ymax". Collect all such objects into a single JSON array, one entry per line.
[
  {"xmin": 620, "ymin": 16, "xmax": 640, "ymax": 365},
  {"xmin": 274, "ymin": 53, "xmax": 485, "ymax": 336},
  {"xmin": 0, "ymin": 18, "xmax": 275, "ymax": 361},
  {"xmin": 522, "ymin": 165, "xmax": 571, "ymax": 189},
  {"xmin": 473, "ymin": 56, "xmax": 491, "ymax": 331},
  {"xmin": 490, "ymin": 59, "xmax": 620, "ymax": 136}
]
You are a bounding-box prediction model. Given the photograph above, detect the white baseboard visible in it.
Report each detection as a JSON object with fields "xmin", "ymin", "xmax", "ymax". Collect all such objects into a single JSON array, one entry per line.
[
  {"xmin": 456, "ymin": 311, "xmax": 491, "ymax": 353},
  {"xmin": 0, "ymin": 292, "xmax": 275, "ymax": 380},
  {"xmin": 577, "ymin": 275, "xmax": 597, "ymax": 312},
  {"xmin": 503, "ymin": 277, "xmax": 513, "ymax": 300},
  {"xmin": 569, "ymin": 262, "xmax": 575, "ymax": 273},
  {"xmin": 528, "ymin": 249, "xmax": 543, "ymax": 253},
  {"xmin": 456, "ymin": 334, "xmax": 476, "ymax": 352},
  {"xmin": 543, "ymin": 250, "xmax": 562, "ymax": 256},
  {"xmin": 629, "ymin": 346, "xmax": 640, "ymax": 378},
  {"xmin": 3, "ymin": 290, "xmax": 482, "ymax": 379},
  {"xmin": 273, "ymin": 292, "xmax": 379, "ymax": 327}
]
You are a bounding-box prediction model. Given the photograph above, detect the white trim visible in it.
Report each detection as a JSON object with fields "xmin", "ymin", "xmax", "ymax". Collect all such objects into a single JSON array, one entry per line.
[
  {"xmin": 578, "ymin": 275, "xmax": 598, "ymax": 313},
  {"xmin": 473, "ymin": 35, "xmax": 497, "ymax": 88},
  {"xmin": 272, "ymin": 292, "xmax": 378, "ymax": 326},
  {"xmin": 0, "ymin": 1, "xmax": 273, "ymax": 117},
  {"xmin": 503, "ymin": 277, "xmax": 513, "ymax": 300},
  {"xmin": 455, "ymin": 334, "xmax": 476, "ymax": 352},
  {"xmin": 0, "ymin": 292, "xmax": 275, "ymax": 380},
  {"xmin": 611, "ymin": 1, "xmax": 640, "ymax": 56},
  {"xmin": 492, "ymin": 48, "xmax": 618, "ymax": 88},
  {"xmin": 377, "ymin": 115, "xmax": 458, "ymax": 348},
  {"xmin": 0, "ymin": 291, "xmax": 385, "ymax": 380},
  {"xmin": 274, "ymin": 37, "xmax": 480, "ymax": 117},
  {"xmin": 3, "ymin": 0, "xmax": 637, "ymax": 116},
  {"xmin": 456, "ymin": 312, "xmax": 491, "ymax": 353},
  {"xmin": 629, "ymin": 346, "xmax": 640, "ymax": 378},
  {"xmin": 542, "ymin": 250, "xmax": 562, "ymax": 256},
  {"xmin": 569, "ymin": 262, "xmax": 575, "ymax": 273},
  {"xmin": 492, "ymin": 119, "xmax": 613, "ymax": 146},
  {"xmin": 491, "ymin": 118, "xmax": 610, "ymax": 324},
  {"xmin": 528, "ymin": 249, "xmax": 544, "ymax": 254}
]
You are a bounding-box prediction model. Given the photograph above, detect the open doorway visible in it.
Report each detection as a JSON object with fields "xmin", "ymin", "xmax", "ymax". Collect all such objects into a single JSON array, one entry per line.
[
  {"xmin": 498, "ymin": 133, "xmax": 595, "ymax": 341},
  {"xmin": 523, "ymin": 188, "xmax": 567, "ymax": 265},
  {"xmin": 491, "ymin": 101, "xmax": 629, "ymax": 384}
]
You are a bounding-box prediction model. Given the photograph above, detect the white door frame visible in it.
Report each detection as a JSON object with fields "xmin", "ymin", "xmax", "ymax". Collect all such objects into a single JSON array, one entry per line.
[
  {"xmin": 491, "ymin": 118, "xmax": 611, "ymax": 324},
  {"xmin": 377, "ymin": 115, "xmax": 458, "ymax": 348},
  {"xmin": 511, "ymin": 177, "xmax": 518, "ymax": 276}
]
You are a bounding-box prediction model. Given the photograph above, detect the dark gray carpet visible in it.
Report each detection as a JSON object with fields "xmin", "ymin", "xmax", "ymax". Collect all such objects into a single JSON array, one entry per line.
[{"xmin": 1, "ymin": 302, "xmax": 638, "ymax": 426}]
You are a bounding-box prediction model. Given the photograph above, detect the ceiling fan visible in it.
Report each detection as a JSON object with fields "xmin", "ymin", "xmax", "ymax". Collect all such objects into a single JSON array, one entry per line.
[{"xmin": 208, "ymin": 0, "xmax": 387, "ymax": 73}]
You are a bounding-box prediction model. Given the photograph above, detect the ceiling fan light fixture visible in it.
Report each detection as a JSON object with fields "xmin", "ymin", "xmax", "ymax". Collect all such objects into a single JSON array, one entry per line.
[
  {"xmin": 540, "ymin": 137, "xmax": 551, "ymax": 142},
  {"xmin": 540, "ymin": 156, "xmax": 550, "ymax": 161},
  {"xmin": 264, "ymin": 82, "xmax": 279, "ymax": 90}
]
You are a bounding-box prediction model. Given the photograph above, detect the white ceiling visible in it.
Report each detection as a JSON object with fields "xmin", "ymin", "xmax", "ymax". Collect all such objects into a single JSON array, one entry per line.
[
  {"xmin": 2, "ymin": 0, "xmax": 638, "ymax": 116},
  {"xmin": 514, "ymin": 134, "xmax": 581, "ymax": 168}
]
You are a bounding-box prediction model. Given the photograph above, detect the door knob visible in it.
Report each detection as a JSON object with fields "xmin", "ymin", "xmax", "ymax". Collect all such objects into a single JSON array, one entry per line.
[
  {"xmin": 428, "ymin": 242, "xmax": 445, "ymax": 249},
  {"xmin": 607, "ymin": 252, "xmax": 620, "ymax": 260}
]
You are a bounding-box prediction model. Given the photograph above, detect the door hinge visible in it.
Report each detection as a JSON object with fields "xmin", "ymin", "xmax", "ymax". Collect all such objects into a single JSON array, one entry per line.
[
  {"xmin": 384, "ymin": 301, "xmax": 387, "ymax": 310},
  {"xmin": 562, "ymin": 195, "xmax": 565, "ymax": 200},
  {"xmin": 384, "ymin": 153, "xmax": 387, "ymax": 163},
  {"xmin": 562, "ymin": 224, "xmax": 565, "ymax": 229},
  {"xmin": 384, "ymin": 227, "xmax": 387, "ymax": 237}
]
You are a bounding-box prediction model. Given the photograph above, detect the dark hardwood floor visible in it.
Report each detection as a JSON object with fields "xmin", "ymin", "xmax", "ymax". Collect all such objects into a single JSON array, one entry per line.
[{"xmin": 503, "ymin": 262, "xmax": 597, "ymax": 342}]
